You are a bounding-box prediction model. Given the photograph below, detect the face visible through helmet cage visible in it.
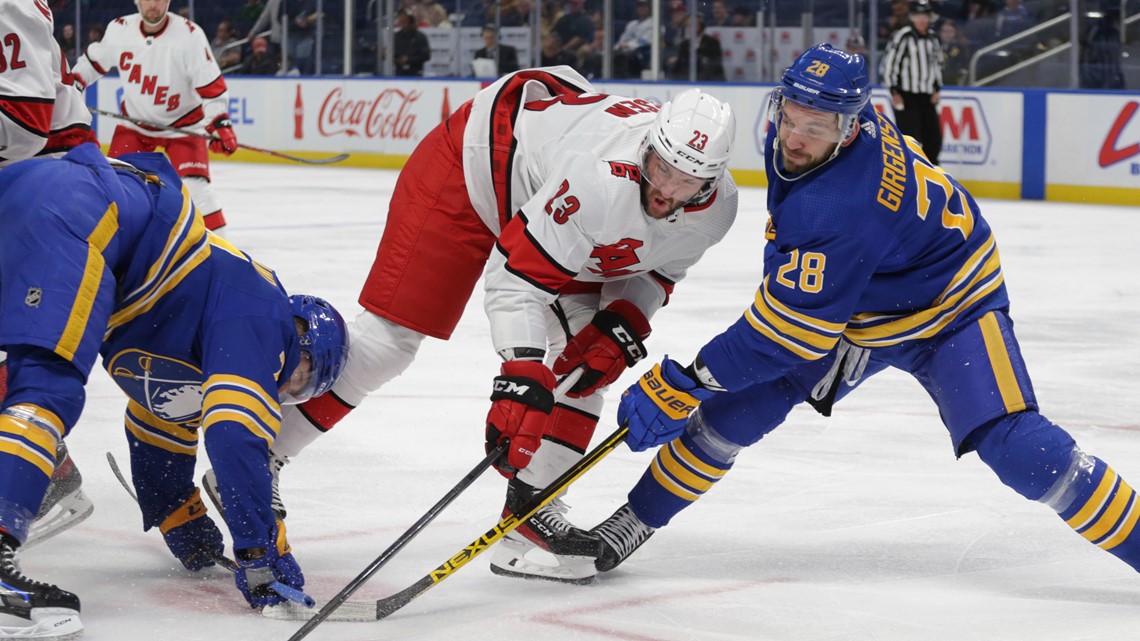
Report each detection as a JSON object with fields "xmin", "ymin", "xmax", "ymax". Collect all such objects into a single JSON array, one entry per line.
[
  {"xmin": 279, "ymin": 295, "xmax": 349, "ymax": 405},
  {"xmin": 767, "ymin": 90, "xmax": 860, "ymax": 175},
  {"xmin": 640, "ymin": 144, "xmax": 714, "ymax": 206}
]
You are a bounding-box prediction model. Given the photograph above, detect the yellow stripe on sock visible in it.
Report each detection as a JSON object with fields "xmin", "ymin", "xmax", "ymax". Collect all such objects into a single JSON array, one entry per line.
[{"xmin": 1066, "ymin": 468, "xmax": 1118, "ymax": 531}]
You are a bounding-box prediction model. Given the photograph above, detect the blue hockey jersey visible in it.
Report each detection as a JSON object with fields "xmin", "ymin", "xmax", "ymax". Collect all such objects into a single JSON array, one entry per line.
[
  {"xmin": 699, "ymin": 105, "xmax": 1008, "ymax": 392},
  {"xmin": 0, "ymin": 144, "xmax": 300, "ymax": 549}
]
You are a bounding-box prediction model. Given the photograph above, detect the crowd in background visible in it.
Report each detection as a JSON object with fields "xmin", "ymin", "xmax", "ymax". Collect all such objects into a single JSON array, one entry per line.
[{"xmin": 50, "ymin": 0, "xmax": 1129, "ymax": 87}]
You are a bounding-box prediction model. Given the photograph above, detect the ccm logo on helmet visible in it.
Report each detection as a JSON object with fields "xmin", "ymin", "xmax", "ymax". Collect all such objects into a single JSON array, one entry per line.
[{"xmin": 676, "ymin": 150, "xmax": 706, "ymax": 166}]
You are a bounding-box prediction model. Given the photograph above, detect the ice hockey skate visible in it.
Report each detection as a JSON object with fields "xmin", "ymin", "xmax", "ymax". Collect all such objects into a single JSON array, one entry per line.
[
  {"xmin": 23, "ymin": 444, "xmax": 93, "ymax": 550},
  {"xmin": 202, "ymin": 450, "xmax": 289, "ymax": 520},
  {"xmin": 0, "ymin": 535, "xmax": 82, "ymax": 640},
  {"xmin": 592, "ymin": 503, "xmax": 655, "ymax": 572},
  {"xmin": 488, "ymin": 478, "xmax": 602, "ymax": 585}
]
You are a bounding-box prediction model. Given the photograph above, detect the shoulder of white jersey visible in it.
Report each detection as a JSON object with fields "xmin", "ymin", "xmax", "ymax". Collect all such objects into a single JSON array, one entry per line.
[{"xmin": 0, "ymin": 0, "xmax": 53, "ymax": 39}]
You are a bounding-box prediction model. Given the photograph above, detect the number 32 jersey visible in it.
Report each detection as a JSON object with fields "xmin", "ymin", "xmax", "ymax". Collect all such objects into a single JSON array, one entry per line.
[{"xmin": 463, "ymin": 67, "xmax": 739, "ymax": 354}]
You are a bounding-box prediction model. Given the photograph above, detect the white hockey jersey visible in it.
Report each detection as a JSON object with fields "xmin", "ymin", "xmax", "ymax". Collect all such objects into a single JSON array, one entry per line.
[
  {"xmin": 0, "ymin": 0, "xmax": 92, "ymax": 167},
  {"xmin": 465, "ymin": 67, "xmax": 739, "ymax": 355},
  {"xmin": 72, "ymin": 12, "xmax": 229, "ymax": 137}
]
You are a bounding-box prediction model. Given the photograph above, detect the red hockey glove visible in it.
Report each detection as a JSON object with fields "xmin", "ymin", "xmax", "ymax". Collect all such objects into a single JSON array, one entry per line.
[
  {"xmin": 553, "ymin": 300, "xmax": 650, "ymax": 399},
  {"xmin": 485, "ymin": 360, "xmax": 556, "ymax": 476},
  {"xmin": 206, "ymin": 114, "xmax": 238, "ymax": 156}
]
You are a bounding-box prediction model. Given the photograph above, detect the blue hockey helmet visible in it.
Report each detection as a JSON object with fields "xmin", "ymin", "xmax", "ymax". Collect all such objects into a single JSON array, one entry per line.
[
  {"xmin": 768, "ymin": 43, "xmax": 871, "ymax": 179},
  {"xmin": 282, "ymin": 294, "xmax": 349, "ymax": 405},
  {"xmin": 779, "ymin": 43, "xmax": 870, "ymax": 116}
]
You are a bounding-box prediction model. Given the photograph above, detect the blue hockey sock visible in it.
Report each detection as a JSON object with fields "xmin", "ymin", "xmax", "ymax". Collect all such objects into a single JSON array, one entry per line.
[
  {"xmin": 627, "ymin": 412, "xmax": 736, "ymax": 529},
  {"xmin": 1052, "ymin": 456, "xmax": 1140, "ymax": 571}
]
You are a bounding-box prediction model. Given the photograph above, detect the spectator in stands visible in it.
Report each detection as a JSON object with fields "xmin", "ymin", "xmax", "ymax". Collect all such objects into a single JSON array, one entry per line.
[
  {"xmin": 614, "ymin": 0, "xmax": 654, "ymax": 78},
  {"xmin": 474, "ymin": 25, "xmax": 520, "ymax": 76},
  {"xmin": 995, "ymin": 0, "xmax": 1033, "ymax": 40},
  {"xmin": 940, "ymin": 19, "xmax": 971, "ymax": 85},
  {"xmin": 249, "ymin": 0, "xmax": 284, "ymax": 58},
  {"xmin": 709, "ymin": 0, "xmax": 732, "ymax": 27},
  {"xmin": 540, "ymin": 31, "xmax": 575, "ymax": 67},
  {"xmin": 287, "ymin": 0, "xmax": 321, "ymax": 74},
  {"xmin": 236, "ymin": 0, "xmax": 266, "ymax": 35},
  {"xmin": 1080, "ymin": 8, "xmax": 1125, "ymax": 89},
  {"xmin": 417, "ymin": 3, "xmax": 452, "ymax": 28},
  {"xmin": 553, "ymin": 0, "xmax": 594, "ymax": 61},
  {"xmin": 731, "ymin": 5, "xmax": 755, "ymax": 26},
  {"xmin": 238, "ymin": 36, "xmax": 281, "ymax": 75},
  {"xmin": 87, "ymin": 24, "xmax": 104, "ymax": 48},
  {"xmin": 212, "ymin": 20, "xmax": 243, "ymax": 70},
  {"xmin": 57, "ymin": 23, "xmax": 77, "ymax": 65},
  {"xmin": 669, "ymin": 14, "xmax": 725, "ymax": 82},
  {"xmin": 664, "ymin": 0, "xmax": 689, "ymax": 62},
  {"xmin": 845, "ymin": 32, "xmax": 867, "ymax": 56},
  {"xmin": 461, "ymin": 0, "xmax": 497, "ymax": 27},
  {"xmin": 878, "ymin": 0, "xmax": 912, "ymax": 44},
  {"xmin": 576, "ymin": 29, "xmax": 606, "ymax": 79},
  {"xmin": 394, "ymin": 8, "xmax": 431, "ymax": 76},
  {"xmin": 500, "ymin": 0, "xmax": 535, "ymax": 27},
  {"xmin": 539, "ymin": 0, "xmax": 564, "ymax": 38}
]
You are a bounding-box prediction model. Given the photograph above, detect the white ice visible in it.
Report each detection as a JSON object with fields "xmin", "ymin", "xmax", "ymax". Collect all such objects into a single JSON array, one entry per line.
[{"xmin": 15, "ymin": 162, "xmax": 1140, "ymax": 641}]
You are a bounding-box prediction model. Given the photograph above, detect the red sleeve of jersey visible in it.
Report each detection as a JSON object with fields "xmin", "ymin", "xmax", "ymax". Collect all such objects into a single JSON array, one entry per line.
[
  {"xmin": 496, "ymin": 212, "xmax": 577, "ymax": 295},
  {"xmin": 195, "ymin": 75, "xmax": 227, "ymax": 99},
  {"xmin": 0, "ymin": 97, "xmax": 53, "ymax": 136}
]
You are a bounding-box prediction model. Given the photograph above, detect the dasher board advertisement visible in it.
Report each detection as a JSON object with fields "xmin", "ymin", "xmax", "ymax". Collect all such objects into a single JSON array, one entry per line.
[{"xmin": 1046, "ymin": 93, "xmax": 1140, "ymax": 205}]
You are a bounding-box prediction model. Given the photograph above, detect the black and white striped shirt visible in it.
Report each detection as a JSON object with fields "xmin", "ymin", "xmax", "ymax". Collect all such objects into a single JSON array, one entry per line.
[{"xmin": 881, "ymin": 26, "xmax": 943, "ymax": 94}]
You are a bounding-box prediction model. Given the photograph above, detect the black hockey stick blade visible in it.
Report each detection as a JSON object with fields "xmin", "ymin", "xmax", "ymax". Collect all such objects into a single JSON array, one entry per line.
[
  {"xmin": 370, "ymin": 424, "xmax": 629, "ymax": 621},
  {"xmin": 105, "ymin": 451, "xmax": 315, "ymax": 608},
  {"xmin": 89, "ymin": 108, "xmax": 350, "ymax": 165}
]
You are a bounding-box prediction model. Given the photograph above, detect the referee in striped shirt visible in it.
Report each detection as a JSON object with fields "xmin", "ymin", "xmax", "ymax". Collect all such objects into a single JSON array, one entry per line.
[{"xmin": 881, "ymin": 0, "xmax": 944, "ymax": 163}]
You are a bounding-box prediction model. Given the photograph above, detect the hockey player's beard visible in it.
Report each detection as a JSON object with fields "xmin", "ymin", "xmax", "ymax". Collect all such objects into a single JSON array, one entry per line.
[
  {"xmin": 640, "ymin": 182, "xmax": 684, "ymax": 220},
  {"xmin": 780, "ymin": 142, "xmax": 837, "ymax": 174}
]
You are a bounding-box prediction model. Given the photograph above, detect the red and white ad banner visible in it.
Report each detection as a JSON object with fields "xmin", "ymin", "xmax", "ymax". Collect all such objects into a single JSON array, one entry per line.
[
  {"xmin": 95, "ymin": 76, "xmax": 483, "ymax": 156},
  {"xmin": 1048, "ymin": 93, "xmax": 1140, "ymax": 192}
]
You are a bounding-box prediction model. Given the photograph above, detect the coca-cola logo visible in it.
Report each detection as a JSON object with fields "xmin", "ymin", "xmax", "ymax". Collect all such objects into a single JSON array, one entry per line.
[{"xmin": 318, "ymin": 88, "xmax": 421, "ymax": 139}]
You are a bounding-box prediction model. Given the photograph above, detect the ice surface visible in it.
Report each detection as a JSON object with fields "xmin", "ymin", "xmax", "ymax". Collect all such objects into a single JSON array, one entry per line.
[{"xmin": 14, "ymin": 162, "xmax": 1139, "ymax": 640}]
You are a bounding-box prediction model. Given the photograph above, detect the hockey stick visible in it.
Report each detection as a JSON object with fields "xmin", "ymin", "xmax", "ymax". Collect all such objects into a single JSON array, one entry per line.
[
  {"xmin": 89, "ymin": 108, "xmax": 350, "ymax": 165},
  {"xmin": 280, "ymin": 422, "xmax": 629, "ymax": 637},
  {"xmin": 104, "ymin": 452, "xmax": 315, "ymax": 608},
  {"xmin": 273, "ymin": 368, "xmax": 591, "ymax": 631}
]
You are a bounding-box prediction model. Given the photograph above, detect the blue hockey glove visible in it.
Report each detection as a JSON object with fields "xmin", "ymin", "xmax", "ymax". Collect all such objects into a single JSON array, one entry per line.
[
  {"xmin": 159, "ymin": 488, "xmax": 224, "ymax": 571},
  {"xmin": 618, "ymin": 357, "xmax": 718, "ymax": 451},
  {"xmin": 234, "ymin": 520, "xmax": 304, "ymax": 608}
]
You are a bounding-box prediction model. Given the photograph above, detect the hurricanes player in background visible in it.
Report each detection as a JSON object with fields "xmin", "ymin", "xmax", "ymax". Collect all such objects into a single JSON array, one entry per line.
[
  {"xmin": 204, "ymin": 66, "xmax": 739, "ymax": 585},
  {"xmin": 71, "ymin": 0, "xmax": 239, "ymax": 234},
  {"xmin": 1, "ymin": 0, "xmax": 100, "ymax": 555}
]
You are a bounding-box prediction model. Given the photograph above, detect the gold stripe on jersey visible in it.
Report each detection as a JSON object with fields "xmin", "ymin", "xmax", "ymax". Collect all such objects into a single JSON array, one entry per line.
[
  {"xmin": 56, "ymin": 203, "xmax": 120, "ymax": 360},
  {"xmin": 107, "ymin": 186, "xmax": 210, "ymax": 333},
  {"xmin": 0, "ymin": 405, "xmax": 64, "ymax": 477},
  {"xmin": 846, "ymin": 232, "xmax": 1003, "ymax": 347},
  {"xmin": 201, "ymin": 374, "xmax": 282, "ymax": 446},
  {"xmin": 125, "ymin": 400, "xmax": 199, "ymax": 456},
  {"xmin": 978, "ymin": 312, "xmax": 1027, "ymax": 413},
  {"xmin": 745, "ymin": 277, "xmax": 845, "ymax": 360},
  {"xmin": 207, "ymin": 234, "xmax": 280, "ymax": 288}
]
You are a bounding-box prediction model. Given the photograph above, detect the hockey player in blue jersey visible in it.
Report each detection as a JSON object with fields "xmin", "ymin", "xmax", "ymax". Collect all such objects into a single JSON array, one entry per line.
[
  {"xmin": 0, "ymin": 143, "xmax": 348, "ymax": 636},
  {"xmin": 589, "ymin": 43, "xmax": 1140, "ymax": 579}
]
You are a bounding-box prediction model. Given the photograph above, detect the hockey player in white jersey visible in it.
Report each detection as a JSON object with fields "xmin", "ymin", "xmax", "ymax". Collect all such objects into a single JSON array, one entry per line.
[
  {"xmin": 71, "ymin": 0, "xmax": 238, "ymax": 233},
  {"xmin": 0, "ymin": 0, "xmax": 96, "ymax": 167},
  {"xmin": 211, "ymin": 67, "xmax": 739, "ymax": 585}
]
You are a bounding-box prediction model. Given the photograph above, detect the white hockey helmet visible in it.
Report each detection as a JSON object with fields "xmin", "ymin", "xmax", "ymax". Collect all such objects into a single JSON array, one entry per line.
[{"xmin": 643, "ymin": 88, "xmax": 736, "ymax": 186}]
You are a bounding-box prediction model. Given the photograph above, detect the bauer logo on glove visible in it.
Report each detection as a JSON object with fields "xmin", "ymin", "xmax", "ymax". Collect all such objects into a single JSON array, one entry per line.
[{"xmin": 637, "ymin": 365, "xmax": 701, "ymax": 419}]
